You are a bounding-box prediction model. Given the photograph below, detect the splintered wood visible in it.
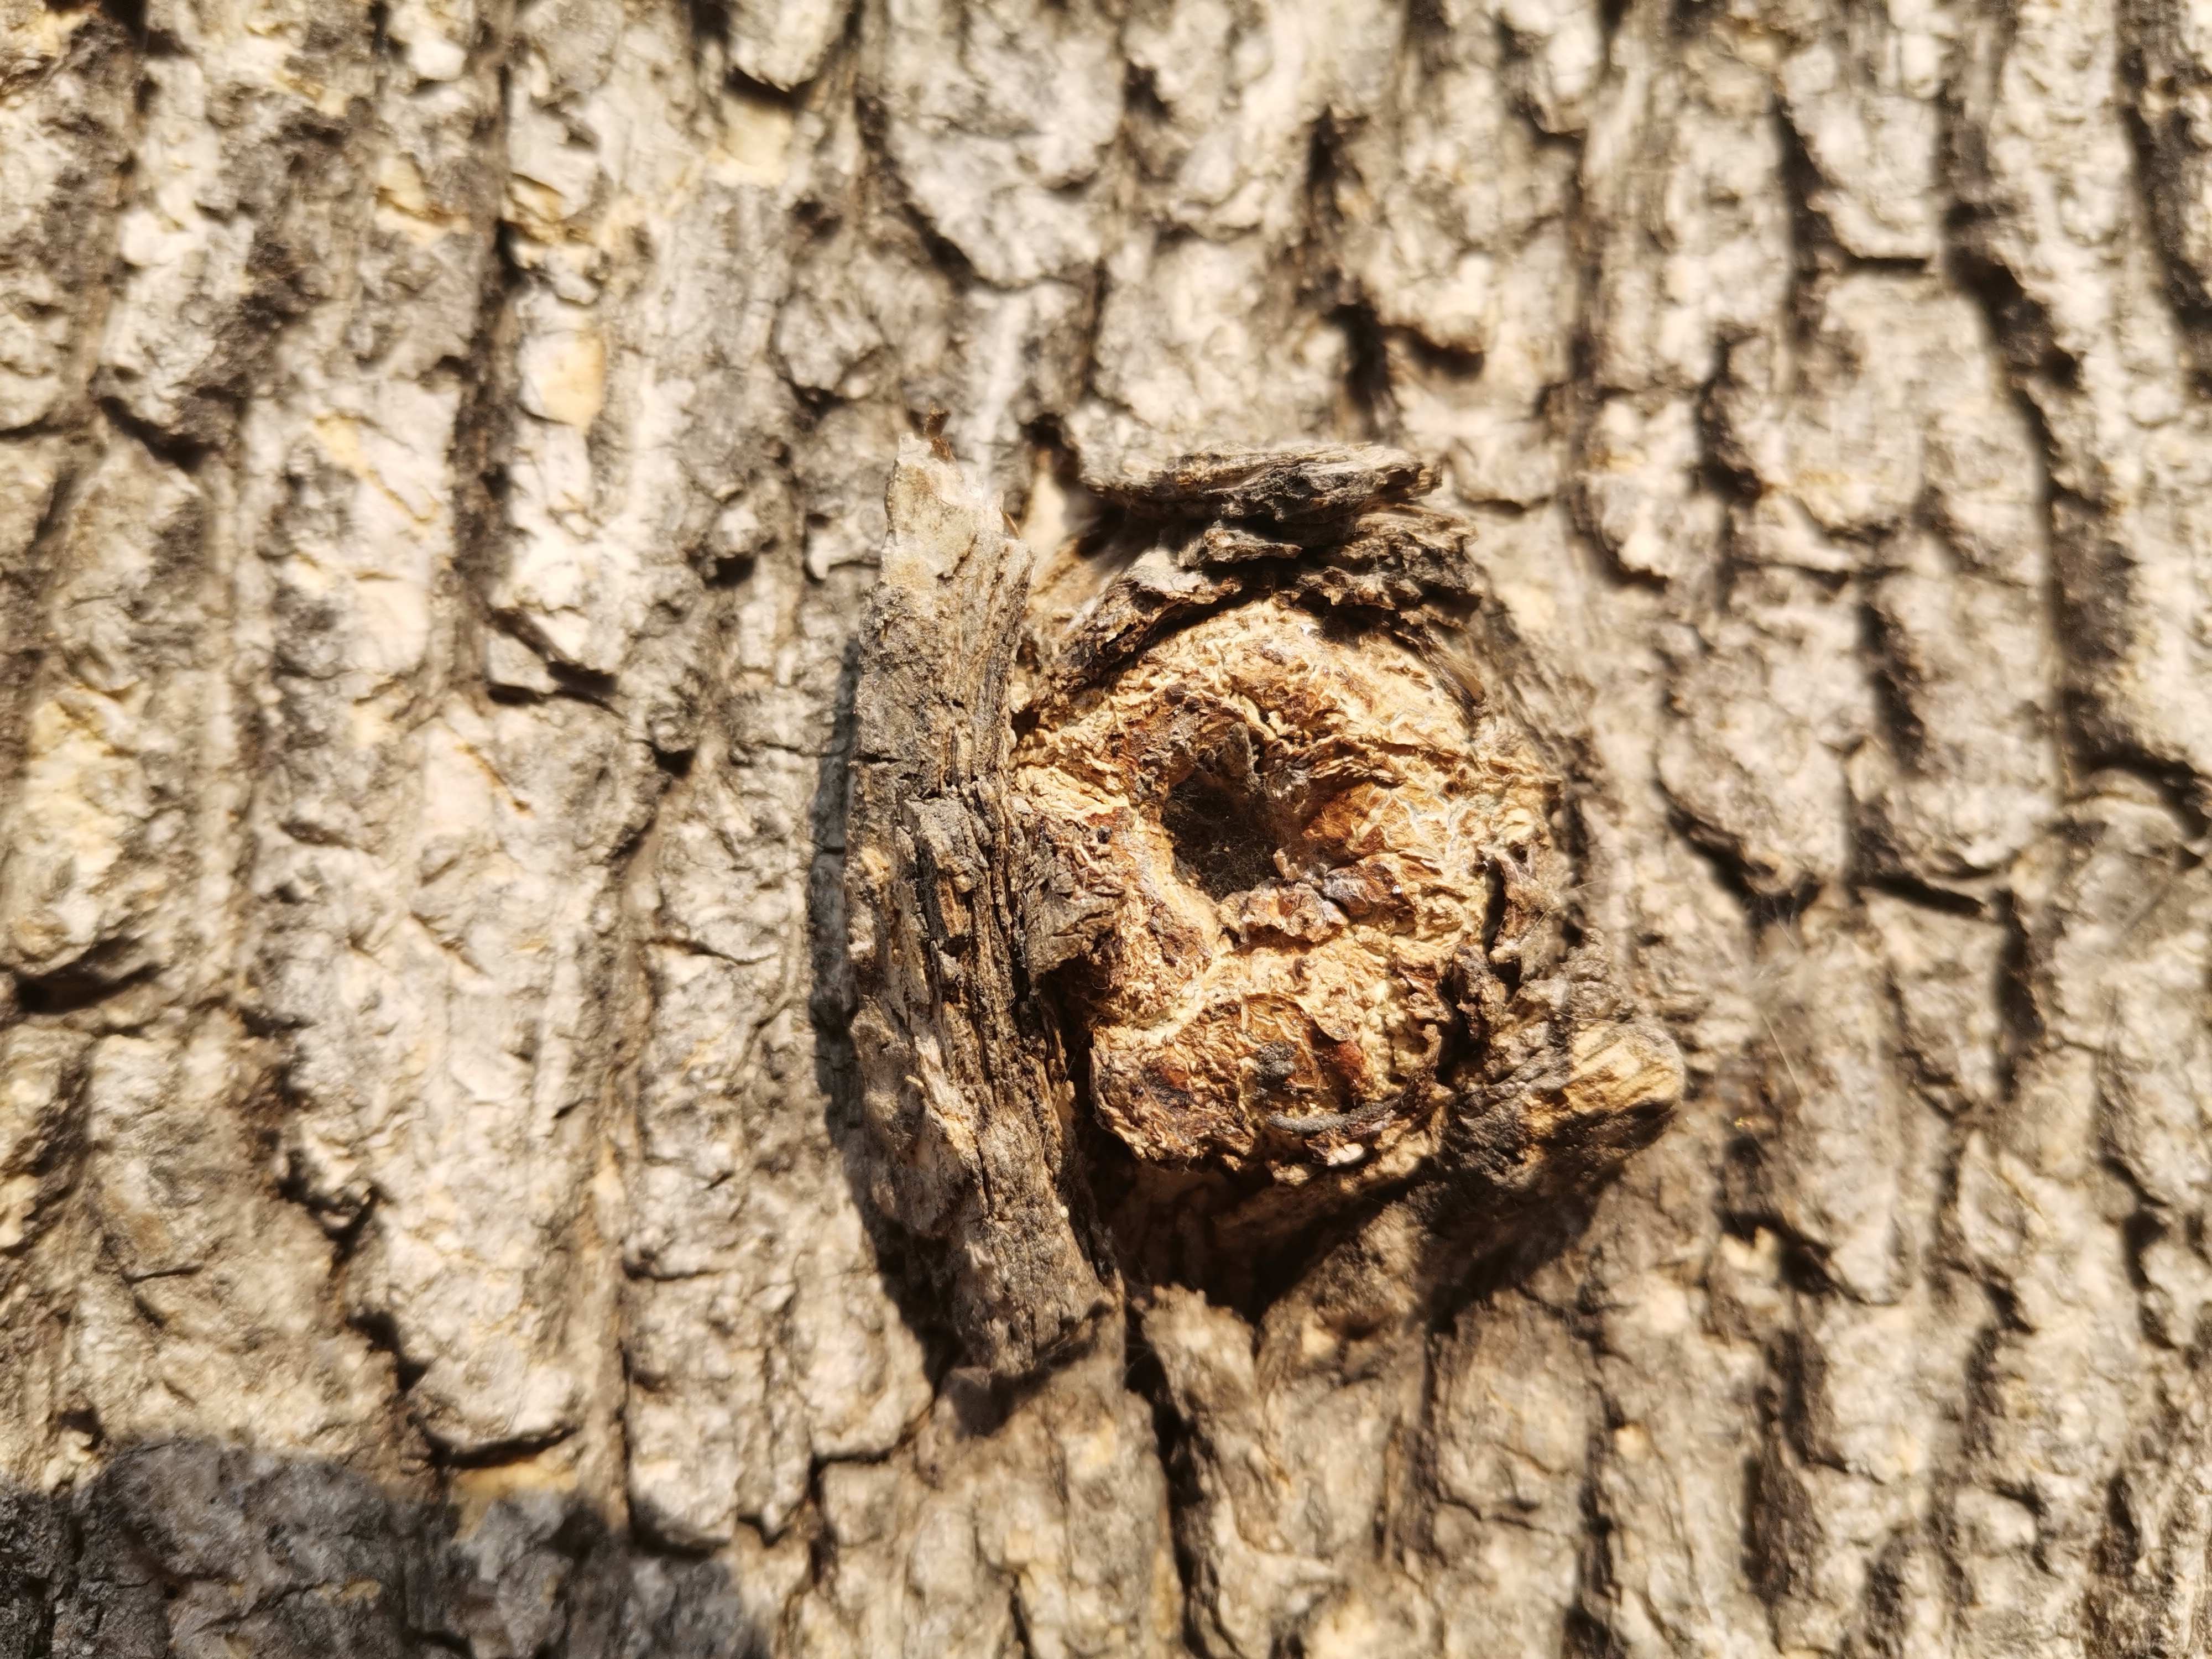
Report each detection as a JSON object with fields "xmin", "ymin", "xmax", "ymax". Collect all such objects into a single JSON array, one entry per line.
[{"xmin": 847, "ymin": 434, "xmax": 1683, "ymax": 1377}]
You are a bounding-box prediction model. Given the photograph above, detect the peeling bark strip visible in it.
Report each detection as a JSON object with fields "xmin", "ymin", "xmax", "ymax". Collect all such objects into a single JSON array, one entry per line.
[
  {"xmin": 848, "ymin": 437, "xmax": 1683, "ymax": 1375},
  {"xmin": 845, "ymin": 437, "xmax": 1115, "ymax": 1378}
]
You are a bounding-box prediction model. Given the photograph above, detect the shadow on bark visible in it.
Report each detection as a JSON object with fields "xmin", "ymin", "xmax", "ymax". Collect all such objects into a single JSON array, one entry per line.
[{"xmin": 0, "ymin": 1439, "xmax": 759, "ymax": 1659}]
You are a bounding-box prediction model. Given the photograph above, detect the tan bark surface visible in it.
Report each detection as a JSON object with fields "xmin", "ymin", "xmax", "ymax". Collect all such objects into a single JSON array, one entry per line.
[{"xmin": 2, "ymin": 0, "xmax": 2210, "ymax": 1648}]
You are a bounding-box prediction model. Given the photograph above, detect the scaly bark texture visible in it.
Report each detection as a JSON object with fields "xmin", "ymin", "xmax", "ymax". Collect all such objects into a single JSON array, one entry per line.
[{"xmin": 0, "ymin": 0, "xmax": 2209, "ymax": 1648}]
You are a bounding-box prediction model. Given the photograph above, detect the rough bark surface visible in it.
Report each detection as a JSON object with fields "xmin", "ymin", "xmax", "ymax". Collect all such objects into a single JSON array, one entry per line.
[{"xmin": 1, "ymin": 0, "xmax": 2210, "ymax": 1648}]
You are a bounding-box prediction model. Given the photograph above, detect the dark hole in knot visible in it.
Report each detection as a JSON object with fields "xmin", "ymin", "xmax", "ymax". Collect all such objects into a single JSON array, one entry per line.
[
  {"xmin": 1251, "ymin": 1039, "xmax": 1298, "ymax": 1091},
  {"xmin": 1161, "ymin": 727, "xmax": 1279, "ymax": 900}
]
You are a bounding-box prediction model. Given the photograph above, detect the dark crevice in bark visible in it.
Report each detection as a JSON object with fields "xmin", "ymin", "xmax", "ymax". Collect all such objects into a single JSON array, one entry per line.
[
  {"xmin": 1562, "ymin": 1603, "xmax": 1629, "ymax": 1659},
  {"xmin": 621, "ymin": 1496, "xmax": 728, "ymax": 1564},
  {"xmin": 1302, "ymin": 113, "xmax": 1404, "ymax": 444},
  {"xmin": 2111, "ymin": 1169, "xmax": 2168, "ymax": 1308},
  {"xmin": 2070, "ymin": 752, "xmax": 2212, "ymax": 839},
  {"xmin": 2088, "ymin": 1467, "xmax": 2151, "ymax": 1651},
  {"xmin": 1743, "ymin": 1436, "xmax": 1811, "ymax": 1629},
  {"xmin": 1774, "ymin": 102, "xmax": 1844, "ymax": 333},
  {"xmin": 1061, "ymin": 260, "xmax": 1114, "ymax": 424},
  {"xmin": 1121, "ymin": 1302, "xmax": 1207, "ymax": 1653},
  {"xmin": 1016, "ymin": 414, "xmax": 1103, "ymax": 540},
  {"xmin": 454, "ymin": 88, "xmax": 528, "ymax": 702},
  {"xmin": 1567, "ymin": 1408, "xmax": 1626, "ymax": 1656},
  {"xmin": 9, "ymin": 963, "xmax": 159, "ymax": 1016},
  {"xmin": 1663, "ymin": 796, "xmax": 1823, "ymax": 931},
  {"xmin": 894, "ymin": 202, "xmax": 982, "ymax": 296},
  {"xmin": 1328, "ymin": 300, "xmax": 1399, "ymax": 444},
  {"xmin": 1854, "ymin": 1531, "xmax": 1928, "ymax": 1659},
  {"xmin": 1004, "ymin": 1585, "xmax": 1039, "ymax": 1659},
  {"xmin": 846, "ymin": 93, "xmax": 981, "ymax": 309},
  {"xmin": 267, "ymin": 1092, "xmax": 377, "ymax": 1252},
  {"xmin": 1721, "ymin": 1141, "xmax": 1782, "ymax": 1244},
  {"xmin": 1938, "ymin": 192, "xmax": 2122, "ymax": 878},
  {"xmin": 1946, "ymin": 242, "xmax": 2083, "ymax": 394},
  {"xmin": 95, "ymin": 399, "xmax": 213, "ymax": 476},
  {"xmin": 427, "ymin": 1426, "xmax": 581, "ymax": 1471},
  {"xmin": 87, "ymin": 0, "xmax": 149, "ymax": 41},
  {"xmin": 680, "ymin": 0, "xmax": 732, "ymax": 69},
  {"xmin": 2044, "ymin": 493, "xmax": 2141, "ymax": 768},
  {"xmin": 2114, "ymin": 0, "xmax": 2212, "ymax": 393},
  {"xmin": 1695, "ymin": 351, "xmax": 1768, "ymax": 518},
  {"xmin": 1858, "ymin": 872, "xmax": 1991, "ymax": 921},
  {"xmin": 1859, "ymin": 594, "xmax": 1929, "ymax": 770},
  {"xmin": 347, "ymin": 1304, "xmax": 431, "ymax": 1394},
  {"xmin": 1120, "ymin": 62, "xmax": 1176, "ymax": 184}
]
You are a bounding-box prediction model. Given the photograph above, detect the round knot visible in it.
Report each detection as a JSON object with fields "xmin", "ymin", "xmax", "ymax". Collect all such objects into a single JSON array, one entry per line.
[{"xmin": 1016, "ymin": 592, "xmax": 1557, "ymax": 1172}]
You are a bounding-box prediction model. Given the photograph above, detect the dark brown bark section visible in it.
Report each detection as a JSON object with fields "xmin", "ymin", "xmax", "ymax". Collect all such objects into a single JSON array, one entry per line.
[{"xmin": 844, "ymin": 436, "xmax": 1113, "ymax": 1376}]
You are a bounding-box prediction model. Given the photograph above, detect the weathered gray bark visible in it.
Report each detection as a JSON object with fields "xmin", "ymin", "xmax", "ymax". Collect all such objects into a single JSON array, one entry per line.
[{"xmin": 2, "ymin": 0, "xmax": 2210, "ymax": 1648}]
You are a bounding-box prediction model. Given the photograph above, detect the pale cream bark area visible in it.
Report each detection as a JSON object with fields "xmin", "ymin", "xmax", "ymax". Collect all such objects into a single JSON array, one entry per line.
[{"xmin": 0, "ymin": 0, "xmax": 2207, "ymax": 1648}]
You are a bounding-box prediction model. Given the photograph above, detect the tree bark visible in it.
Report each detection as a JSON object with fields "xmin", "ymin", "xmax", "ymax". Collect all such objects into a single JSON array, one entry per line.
[{"xmin": 1, "ymin": 0, "xmax": 2209, "ymax": 1649}]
